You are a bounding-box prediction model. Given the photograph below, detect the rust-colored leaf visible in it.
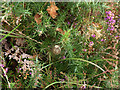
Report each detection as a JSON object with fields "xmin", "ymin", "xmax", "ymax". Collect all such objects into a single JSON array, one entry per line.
[
  {"xmin": 34, "ymin": 13, "xmax": 42, "ymax": 24},
  {"xmin": 24, "ymin": 73, "xmax": 29, "ymax": 79},
  {"xmin": 46, "ymin": 2, "xmax": 59, "ymax": 19},
  {"xmin": 56, "ymin": 28, "xmax": 66, "ymax": 35},
  {"xmin": 56, "ymin": 28, "xmax": 63, "ymax": 33},
  {"xmin": 106, "ymin": 47, "xmax": 113, "ymax": 50}
]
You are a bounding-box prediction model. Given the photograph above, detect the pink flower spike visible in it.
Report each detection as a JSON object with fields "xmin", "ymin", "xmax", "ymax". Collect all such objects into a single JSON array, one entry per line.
[{"xmin": 91, "ymin": 34, "xmax": 95, "ymax": 37}]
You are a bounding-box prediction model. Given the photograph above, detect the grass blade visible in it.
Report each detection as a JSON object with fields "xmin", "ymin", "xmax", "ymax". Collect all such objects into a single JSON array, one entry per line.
[{"xmin": 0, "ymin": 23, "xmax": 21, "ymax": 42}]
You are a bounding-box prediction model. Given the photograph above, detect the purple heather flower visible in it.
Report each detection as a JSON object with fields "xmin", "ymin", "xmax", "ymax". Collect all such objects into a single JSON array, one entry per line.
[
  {"xmin": 84, "ymin": 49, "xmax": 87, "ymax": 52},
  {"xmin": 115, "ymin": 35, "xmax": 118, "ymax": 37},
  {"xmin": 108, "ymin": 24, "xmax": 111, "ymax": 27},
  {"xmin": 107, "ymin": 16, "xmax": 111, "ymax": 19},
  {"xmin": 109, "ymin": 18, "xmax": 113, "ymax": 22},
  {"xmin": 106, "ymin": 11, "xmax": 108, "ymax": 14},
  {"xmin": 110, "ymin": 33, "xmax": 112, "ymax": 35},
  {"xmin": 104, "ymin": 17, "xmax": 107, "ymax": 20},
  {"xmin": 91, "ymin": 34, "xmax": 96, "ymax": 37},
  {"xmin": 81, "ymin": 84, "xmax": 86, "ymax": 89},
  {"xmin": 68, "ymin": 22, "xmax": 70, "ymax": 25},
  {"xmin": 111, "ymin": 16, "xmax": 114, "ymax": 19},
  {"xmin": 107, "ymin": 27, "xmax": 110, "ymax": 31},
  {"xmin": 90, "ymin": 41, "xmax": 93, "ymax": 44},
  {"xmin": 50, "ymin": 71, "xmax": 52, "ymax": 75},
  {"xmin": 83, "ymin": 85, "xmax": 86, "ymax": 89},
  {"xmin": 89, "ymin": 41, "xmax": 94, "ymax": 46},
  {"xmin": 74, "ymin": 26, "xmax": 76, "ymax": 28},
  {"xmin": 111, "ymin": 26, "xmax": 114, "ymax": 29},
  {"xmin": 111, "ymin": 13, "xmax": 114, "ymax": 15},
  {"xmin": 118, "ymin": 15, "xmax": 120, "ymax": 17},
  {"xmin": 111, "ymin": 20, "xmax": 116, "ymax": 24},
  {"xmin": 62, "ymin": 56, "xmax": 66, "ymax": 59},
  {"xmin": 5, "ymin": 68, "xmax": 8, "ymax": 73},
  {"xmin": 110, "ymin": 25, "xmax": 114, "ymax": 28},
  {"xmin": 61, "ymin": 79, "xmax": 64, "ymax": 82},
  {"xmin": 108, "ymin": 11, "xmax": 112, "ymax": 14},
  {"xmin": 116, "ymin": 35, "xmax": 120, "ymax": 38},
  {"xmin": 107, "ymin": 22, "xmax": 109, "ymax": 24},
  {"xmin": 30, "ymin": 72, "xmax": 32, "ymax": 74},
  {"xmin": 110, "ymin": 27, "xmax": 114, "ymax": 31},
  {"xmin": 19, "ymin": 68, "xmax": 21, "ymax": 70},
  {"xmin": 101, "ymin": 39, "xmax": 104, "ymax": 42},
  {"xmin": 110, "ymin": 29, "xmax": 113, "ymax": 31},
  {"xmin": 65, "ymin": 75, "xmax": 67, "ymax": 78},
  {"xmin": 75, "ymin": 23, "xmax": 77, "ymax": 25},
  {"xmin": 17, "ymin": 68, "xmax": 21, "ymax": 73},
  {"xmin": 105, "ymin": 11, "xmax": 115, "ymax": 31},
  {"xmin": 0, "ymin": 64, "xmax": 4, "ymax": 67},
  {"xmin": 3, "ymin": 74, "xmax": 5, "ymax": 76}
]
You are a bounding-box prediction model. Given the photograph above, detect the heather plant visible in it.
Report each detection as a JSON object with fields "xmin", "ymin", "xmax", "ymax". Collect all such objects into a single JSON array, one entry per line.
[{"xmin": 0, "ymin": 1, "xmax": 119, "ymax": 89}]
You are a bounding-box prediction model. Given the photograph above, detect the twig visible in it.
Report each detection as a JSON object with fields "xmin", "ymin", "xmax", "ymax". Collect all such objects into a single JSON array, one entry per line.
[
  {"xmin": 9, "ymin": 23, "xmax": 42, "ymax": 45},
  {"xmin": 16, "ymin": 29, "xmax": 42, "ymax": 44}
]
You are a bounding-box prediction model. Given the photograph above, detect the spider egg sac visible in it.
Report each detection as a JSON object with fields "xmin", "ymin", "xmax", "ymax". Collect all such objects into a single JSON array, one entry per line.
[{"xmin": 52, "ymin": 45, "xmax": 61, "ymax": 55}]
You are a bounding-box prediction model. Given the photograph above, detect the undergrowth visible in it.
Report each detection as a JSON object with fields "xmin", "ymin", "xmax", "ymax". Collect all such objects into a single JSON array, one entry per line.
[{"xmin": 0, "ymin": 1, "xmax": 119, "ymax": 89}]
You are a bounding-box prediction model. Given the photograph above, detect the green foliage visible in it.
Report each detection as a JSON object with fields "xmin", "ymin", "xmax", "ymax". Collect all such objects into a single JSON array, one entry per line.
[{"xmin": 0, "ymin": 1, "xmax": 119, "ymax": 89}]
